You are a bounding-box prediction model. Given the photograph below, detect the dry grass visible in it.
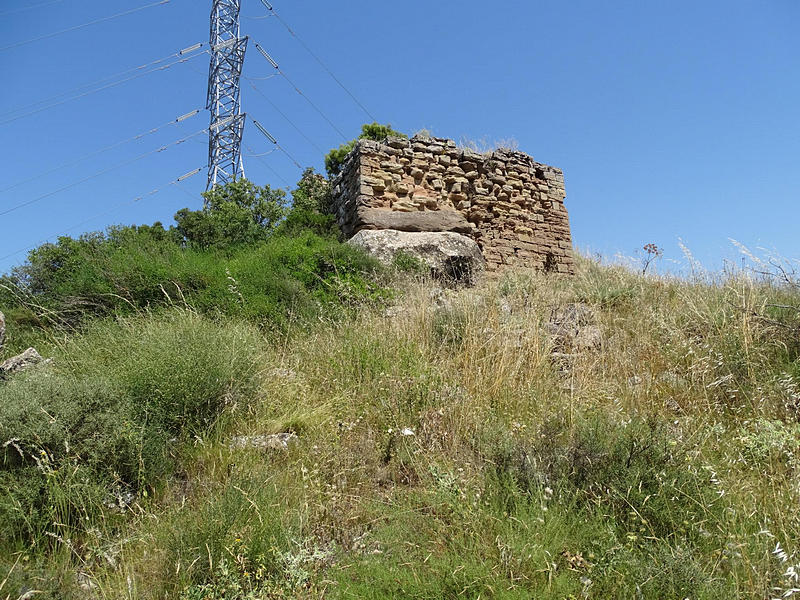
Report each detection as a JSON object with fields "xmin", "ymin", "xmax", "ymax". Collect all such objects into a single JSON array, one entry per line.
[{"xmin": 4, "ymin": 256, "xmax": 800, "ymax": 599}]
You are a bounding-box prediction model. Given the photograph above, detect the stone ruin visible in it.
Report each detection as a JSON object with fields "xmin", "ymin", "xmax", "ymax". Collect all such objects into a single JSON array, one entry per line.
[{"xmin": 330, "ymin": 134, "xmax": 575, "ymax": 274}]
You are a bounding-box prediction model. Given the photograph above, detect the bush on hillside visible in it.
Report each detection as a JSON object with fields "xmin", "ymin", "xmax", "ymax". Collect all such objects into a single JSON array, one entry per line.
[
  {"xmin": 174, "ymin": 179, "xmax": 289, "ymax": 249},
  {"xmin": 291, "ymin": 167, "xmax": 332, "ymax": 215},
  {"xmin": 488, "ymin": 411, "xmax": 725, "ymax": 544},
  {"xmin": 2, "ymin": 177, "xmax": 385, "ymax": 328}
]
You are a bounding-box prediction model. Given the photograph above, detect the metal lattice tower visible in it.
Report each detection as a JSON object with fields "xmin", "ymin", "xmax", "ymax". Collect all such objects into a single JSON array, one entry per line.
[{"xmin": 206, "ymin": 0, "xmax": 248, "ymax": 191}]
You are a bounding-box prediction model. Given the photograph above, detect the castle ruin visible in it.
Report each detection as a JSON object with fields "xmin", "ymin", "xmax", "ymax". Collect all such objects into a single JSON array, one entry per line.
[{"xmin": 331, "ymin": 134, "xmax": 575, "ymax": 274}]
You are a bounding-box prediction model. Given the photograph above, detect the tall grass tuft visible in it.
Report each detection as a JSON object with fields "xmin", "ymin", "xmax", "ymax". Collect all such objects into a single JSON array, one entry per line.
[{"xmin": 0, "ymin": 310, "xmax": 263, "ymax": 561}]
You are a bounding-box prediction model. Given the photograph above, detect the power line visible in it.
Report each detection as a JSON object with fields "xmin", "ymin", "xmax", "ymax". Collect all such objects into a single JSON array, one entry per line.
[
  {"xmin": 0, "ymin": 128, "xmax": 207, "ymax": 217},
  {"xmin": 174, "ymin": 179, "xmax": 201, "ymax": 201},
  {"xmin": 0, "ymin": 0, "xmax": 171, "ymax": 53},
  {"xmin": 243, "ymin": 148, "xmax": 277, "ymax": 158},
  {"xmin": 253, "ymin": 42, "xmax": 348, "ymax": 141},
  {"xmin": 245, "ymin": 79, "xmax": 325, "ymax": 154},
  {"xmin": 243, "ymin": 13, "xmax": 273, "ymax": 21},
  {"xmin": 0, "ymin": 49, "xmax": 208, "ymax": 126},
  {"xmin": 0, "ymin": 109, "xmax": 202, "ymax": 194},
  {"xmin": 250, "ymin": 117, "xmax": 302, "ymax": 169},
  {"xmin": 0, "ymin": 0, "xmax": 63, "ymax": 18},
  {"xmin": 0, "ymin": 166, "xmax": 204, "ymax": 264},
  {"xmin": 244, "ymin": 144, "xmax": 289, "ymax": 187},
  {"xmin": 258, "ymin": 1, "xmax": 377, "ymax": 122},
  {"xmin": 4, "ymin": 42, "xmax": 205, "ymax": 120}
]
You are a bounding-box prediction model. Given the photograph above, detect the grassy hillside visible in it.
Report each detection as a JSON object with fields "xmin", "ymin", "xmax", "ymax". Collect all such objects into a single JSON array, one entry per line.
[{"xmin": 2, "ymin": 246, "xmax": 800, "ymax": 598}]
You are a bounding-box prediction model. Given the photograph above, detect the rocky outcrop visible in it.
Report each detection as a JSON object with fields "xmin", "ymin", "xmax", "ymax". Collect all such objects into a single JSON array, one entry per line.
[
  {"xmin": 331, "ymin": 134, "xmax": 574, "ymax": 274},
  {"xmin": 547, "ymin": 303, "xmax": 603, "ymax": 352},
  {"xmin": 349, "ymin": 229, "xmax": 485, "ymax": 286},
  {"xmin": 0, "ymin": 347, "xmax": 49, "ymax": 378}
]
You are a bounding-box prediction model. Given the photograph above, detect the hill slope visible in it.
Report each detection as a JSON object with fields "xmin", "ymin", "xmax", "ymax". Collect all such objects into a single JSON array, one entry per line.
[{"xmin": 2, "ymin": 256, "xmax": 800, "ymax": 599}]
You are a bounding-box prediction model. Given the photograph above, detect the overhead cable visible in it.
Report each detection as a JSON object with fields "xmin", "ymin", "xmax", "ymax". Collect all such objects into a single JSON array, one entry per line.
[
  {"xmin": 245, "ymin": 79, "xmax": 324, "ymax": 154},
  {"xmin": 0, "ymin": 128, "xmax": 207, "ymax": 217},
  {"xmin": 251, "ymin": 117, "xmax": 302, "ymax": 169},
  {"xmin": 0, "ymin": 0, "xmax": 63, "ymax": 18},
  {"xmin": 253, "ymin": 42, "xmax": 348, "ymax": 141},
  {"xmin": 244, "ymin": 144, "xmax": 290, "ymax": 187},
  {"xmin": 258, "ymin": 1, "xmax": 377, "ymax": 122},
  {"xmin": 0, "ymin": 166, "xmax": 204, "ymax": 264},
  {"xmin": 0, "ymin": 50, "xmax": 208, "ymax": 126},
  {"xmin": 4, "ymin": 42, "xmax": 204, "ymax": 120},
  {"xmin": 0, "ymin": 0, "xmax": 171, "ymax": 53},
  {"xmin": 0, "ymin": 109, "xmax": 202, "ymax": 194}
]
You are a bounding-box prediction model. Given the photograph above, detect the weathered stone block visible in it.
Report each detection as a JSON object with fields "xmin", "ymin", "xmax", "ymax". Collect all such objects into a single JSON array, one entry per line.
[{"xmin": 355, "ymin": 207, "xmax": 472, "ymax": 234}]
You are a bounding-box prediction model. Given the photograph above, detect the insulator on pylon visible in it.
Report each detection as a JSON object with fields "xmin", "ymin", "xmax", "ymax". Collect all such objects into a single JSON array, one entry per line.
[
  {"xmin": 253, "ymin": 119, "xmax": 277, "ymax": 144},
  {"xmin": 255, "ymin": 43, "xmax": 279, "ymax": 69},
  {"xmin": 176, "ymin": 109, "xmax": 200, "ymax": 122},
  {"xmin": 180, "ymin": 42, "xmax": 202, "ymax": 55}
]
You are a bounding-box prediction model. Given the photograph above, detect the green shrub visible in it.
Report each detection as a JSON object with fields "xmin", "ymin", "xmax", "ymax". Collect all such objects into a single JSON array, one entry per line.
[
  {"xmin": 0, "ymin": 310, "xmax": 262, "ymax": 546},
  {"xmin": 489, "ymin": 411, "xmax": 726, "ymax": 543},
  {"xmin": 65, "ymin": 310, "xmax": 262, "ymax": 433},
  {"xmin": 175, "ymin": 179, "xmax": 288, "ymax": 249},
  {"xmin": 325, "ymin": 122, "xmax": 406, "ymax": 177},
  {"xmin": 277, "ymin": 208, "xmax": 339, "ymax": 239},
  {"xmin": 6, "ymin": 227, "xmax": 385, "ymax": 330},
  {"xmin": 290, "ymin": 167, "xmax": 332, "ymax": 214}
]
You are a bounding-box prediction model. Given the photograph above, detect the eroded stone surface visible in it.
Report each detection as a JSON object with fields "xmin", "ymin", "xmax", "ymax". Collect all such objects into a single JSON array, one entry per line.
[
  {"xmin": 355, "ymin": 207, "xmax": 472, "ymax": 234},
  {"xmin": 331, "ymin": 134, "xmax": 574, "ymax": 274},
  {"xmin": 348, "ymin": 229, "xmax": 485, "ymax": 286},
  {"xmin": 0, "ymin": 347, "xmax": 49, "ymax": 378}
]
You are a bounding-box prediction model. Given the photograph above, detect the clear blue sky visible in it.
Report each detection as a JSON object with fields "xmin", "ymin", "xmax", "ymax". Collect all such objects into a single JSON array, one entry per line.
[{"xmin": 1, "ymin": 0, "xmax": 798, "ymax": 273}]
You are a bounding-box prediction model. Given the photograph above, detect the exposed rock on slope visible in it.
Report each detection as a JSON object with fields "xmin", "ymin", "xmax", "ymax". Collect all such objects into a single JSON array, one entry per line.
[
  {"xmin": 0, "ymin": 347, "xmax": 49, "ymax": 378},
  {"xmin": 349, "ymin": 229, "xmax": 485, "ymax": 286},
  {"xmin": 547, "ymin": 302, "xmax": 603, "ymax": 352}
]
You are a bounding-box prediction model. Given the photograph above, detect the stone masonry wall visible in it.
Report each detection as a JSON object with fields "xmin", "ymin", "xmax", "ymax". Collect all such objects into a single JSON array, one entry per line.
[{"xmin": 331, "ymin": 134, "xmax": 575, "ymax": 274}]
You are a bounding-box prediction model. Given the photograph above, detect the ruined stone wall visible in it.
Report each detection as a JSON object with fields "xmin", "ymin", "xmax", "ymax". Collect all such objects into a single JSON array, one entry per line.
[{"xmin": 331, "ymin": 134, "xmax": 575, "ymax": 273}]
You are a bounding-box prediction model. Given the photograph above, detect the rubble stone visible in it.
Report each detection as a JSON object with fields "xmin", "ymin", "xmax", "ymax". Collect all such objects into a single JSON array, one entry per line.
[
  {"xmin": 0, "ymin": 347, "xmax": 50, "ymax": 378},
  {"xmin": 331, "ymin": 134, "xmax": 574, "ymax": 273}
]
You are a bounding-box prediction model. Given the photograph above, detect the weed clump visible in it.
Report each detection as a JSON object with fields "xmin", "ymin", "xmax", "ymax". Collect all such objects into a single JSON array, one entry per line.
[{"xmin": 0, "ymin": 310, "xmax": 262, "ymax": 548}]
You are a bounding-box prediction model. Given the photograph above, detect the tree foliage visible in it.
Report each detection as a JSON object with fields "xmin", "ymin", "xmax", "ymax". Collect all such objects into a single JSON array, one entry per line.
[
  {"xmin": 291, "ymin": 167, "xmax": 332, "ymax": 214},
  {"xmin": 174, "ymin": 179, "xmax": 289, "ymax": 249},
  {"xmin": 325, "ymin": 122, "xmax": 407, "ymax": 178}
]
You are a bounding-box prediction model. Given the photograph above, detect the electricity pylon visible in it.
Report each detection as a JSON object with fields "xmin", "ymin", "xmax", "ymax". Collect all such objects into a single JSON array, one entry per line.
[{"xmin": 206, "ymin": 0, "xmax": 248, "ymax": 191}]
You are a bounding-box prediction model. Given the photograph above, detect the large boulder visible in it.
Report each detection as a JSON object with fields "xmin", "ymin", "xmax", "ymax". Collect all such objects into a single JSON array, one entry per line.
[{"xmin": 349, "ymin": 229, "xmax": 485, "ymax": 286}]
